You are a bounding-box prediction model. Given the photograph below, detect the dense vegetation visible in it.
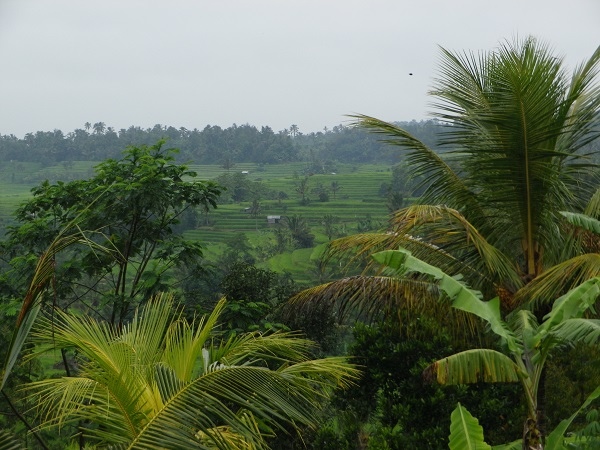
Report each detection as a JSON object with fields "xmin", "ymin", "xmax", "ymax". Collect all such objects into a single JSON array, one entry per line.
[
  {"xmin": 1, "ymin": 37, "xmax": 599, "ymax": 449},
  {"xmin": 0, "ymin": 120, "xmax": 444, "ymax": 166}
]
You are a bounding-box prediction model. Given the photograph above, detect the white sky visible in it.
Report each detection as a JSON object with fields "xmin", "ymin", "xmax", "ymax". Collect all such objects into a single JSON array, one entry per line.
[{"xmin": 0, "ymin": 0, "xmax": 598, "ymax": 137}]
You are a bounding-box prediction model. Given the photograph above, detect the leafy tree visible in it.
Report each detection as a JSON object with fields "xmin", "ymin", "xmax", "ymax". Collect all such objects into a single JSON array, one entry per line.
[
  {"xmin": 4, "ymin": 141, "xmax": 222, "ymax": 325},
  {"xmin": 295, "ymin": 176, "xmax": 310, "ymax": 205},
  {"xmin": 330, "ymin": 181, "xmax": 342, "ymax": 200},
  {"xmin": 221, "ymin": 155, "xmax": 236, "ymax": 171},
  {"xmin": 217, "ymin": 262, "xmax": 295, "ymax": 336},
  {"xmin": 322, "ymin": 214, "xmax": 339, "ymax": 241},
  {"xmin": 320, "ymin": 318, "xmax": 522, "ymax": 449},
  {"xmin": 25, "ymin": 294, "xmax": 358, "ymax": 449}
]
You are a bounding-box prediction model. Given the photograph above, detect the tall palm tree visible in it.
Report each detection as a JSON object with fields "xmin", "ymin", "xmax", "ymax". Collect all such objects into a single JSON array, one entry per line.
[
  {"xmin": 25, "ymin": 294, "xmax": 357, "ymax": 449},
  {"xmin": 287, "ymin": 37, "xmax": 600, "ymax": 326}
]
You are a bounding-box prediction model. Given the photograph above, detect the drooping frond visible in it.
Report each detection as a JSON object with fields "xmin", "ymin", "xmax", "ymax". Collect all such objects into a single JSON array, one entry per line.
[
  {"xmin": 131, "ymin": 362, "xmax": 358, "ymax": 449},
  {"xmin": 284, "ymin": 275, "xmax": 435, "ymax": 322},
  {"xmin": 515, "ymin": 255, "xmax": 600, "ymax": 310},
  {"xmin": 374, "ymin": 249, "xmax": 519, "ymax": 351},
  {"xmin": 350, "ymin": 114, "xmax": 482, "ymax": 212},
  {"xmin": 389, "ymin": 205, "xmax": 522, "ymax": 291},
  {"xmin": 424, "ymin": 349, "xmax": 522, "ymax": 385}
]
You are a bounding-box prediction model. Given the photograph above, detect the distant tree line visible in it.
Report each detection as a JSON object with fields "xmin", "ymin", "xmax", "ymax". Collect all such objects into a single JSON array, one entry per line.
[{"xmin": 0, "ymin": 120, "xmax": 446, "ymax": 166}]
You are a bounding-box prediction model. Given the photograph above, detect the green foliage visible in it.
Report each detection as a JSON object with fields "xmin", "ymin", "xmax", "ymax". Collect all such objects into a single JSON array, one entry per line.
[
  {"xmin": 24, "ymin": 294, "xmax": 359, "ymax": 448},
  {"xmin": 3, "ymin": 141, "xmax": 222, "ymax": 325},
  {"xmin": 382, "ymin": 247, "xmax": 600, "ymax": 447},
  {"xmin": 283, "ymin": 215, "xmax": 314, "ymax": 249},
  {"xmin": 313, "ymin": 320, "xmax": 522, "ymax": 449},
  {"xmin": 448, "ymin": 403, "xmax": 491, "ymax": 450}
]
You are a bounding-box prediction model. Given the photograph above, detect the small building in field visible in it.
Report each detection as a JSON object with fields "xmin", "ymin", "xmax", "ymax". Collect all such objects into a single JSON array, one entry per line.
[{"xmin": 267, "ymin": 215, "xmax": 282, "ymax": 224}]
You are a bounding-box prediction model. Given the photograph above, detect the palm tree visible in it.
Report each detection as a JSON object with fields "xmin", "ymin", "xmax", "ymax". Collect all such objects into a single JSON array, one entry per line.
[
  {"xmin": 374, "ymin": 248, "xmax": 600, "ymax": 449},
  {"xmin": 26, "ymin": 294, "xmax": 357, "ymax": 448},
  {"xmin": 287, "ymin": 37, "xmax": 600, "ymax": 324},
  {"xmin": 330, "ymin": 181, "xmax": 342, "ymax": 200},
  {"xmin": 92, "ymin": 121, "xmax": 106, "ymax": 135},
  {"xmin": 284, "ymin": 36, "xmax": 600, "ymax": 448}
]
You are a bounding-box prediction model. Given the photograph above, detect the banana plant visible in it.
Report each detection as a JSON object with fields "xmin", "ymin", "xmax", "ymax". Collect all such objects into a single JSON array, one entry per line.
[
  {"xmin": 373, "ymin": 248, "xmax": 600, "ymax": 450},
  {"xmin": 449, "ymin": 386, "xmax": 600, "ymax": 450}
]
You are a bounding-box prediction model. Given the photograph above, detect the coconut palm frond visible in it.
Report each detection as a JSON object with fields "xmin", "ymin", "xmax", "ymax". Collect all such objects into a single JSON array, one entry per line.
[
  {"xmin": 132, "ymin": 362, "xmax": 358, "ymax": 450},
  {"xmin": 211, "ymin": 331, "xmax": 314, "ymax": 369},
  {"xmin": 26, "ymin": 295, "xmax": 357, "ymax": 448},
  {"xmin": 2, "ymin": 226, "xmax": 111, "ymax": 391},
  {"xmin": 514, "ymin": 253, "xmax": 600, "ymax": 310},
  {"xmin": 0, "ymin": 430, "xmax": 25, "ymax": 450},
  {"xmin": 559, "ymin": 44, "xmax": 600, "ymax": 152},
  {"xmin": 350, "ymin": 114, "xmax": 481, "ymax": 212},
  {"xmin": 284, "ymin": 274, "xmax": 480, "ymax": 341},
  {"xmin": 283, "ymin": 275, "xmax": 437, "ymax": 323},
  {"xmin": 390, "ymin": 205, "xmax": 522, "ymax": 290}
]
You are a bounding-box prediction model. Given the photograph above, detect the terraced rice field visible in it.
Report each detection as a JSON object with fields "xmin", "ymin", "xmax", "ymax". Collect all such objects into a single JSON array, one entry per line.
[{"xmin": 0, "ymin": 161, "xmax": 395, "ymax": 282}]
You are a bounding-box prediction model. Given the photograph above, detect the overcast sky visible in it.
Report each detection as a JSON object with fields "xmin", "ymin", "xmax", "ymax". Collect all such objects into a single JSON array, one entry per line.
[{"xmin": 0, "ymin": 0, "xmax": 598, "ymax": 137}]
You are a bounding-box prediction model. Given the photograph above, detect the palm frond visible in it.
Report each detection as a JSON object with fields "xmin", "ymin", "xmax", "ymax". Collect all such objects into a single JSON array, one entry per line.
[
  {"xmin": 0, "ymin": 430, "xmax": 25, "ymax": 450},
  {"xmin": 131, "ymin": 363, "xmax": 357, "ymax": 449},
  {"xmin": 211, "ymin": 331, "xmax": 314, "ymax": 369},
  {"xmin": 163, "ymin": 297, "xmax": 226, "ymax": 381},
  {"xmin": 390, "ymin": 205, "xmax": 522, "ymax": 290},
  {"xmin": 374, "ymin": 248, "xmax": 519, "ymax": 351},
  {"xmin": 514, "ymin": 254, "xmax": 600, "ymax": 310},
  {"xmin": 2, "ymin": 227, "xmax": 110, "ymax": 390},
  {"xmin": 350, "ymin": 114, "xmax": 482, "ymax": 212},
  {"xmin": 284, "ymin": 275, "xmax": 435, "ymax": 321}
]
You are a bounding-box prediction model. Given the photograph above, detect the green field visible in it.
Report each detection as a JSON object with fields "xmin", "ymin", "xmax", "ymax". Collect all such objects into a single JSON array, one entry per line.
[{"xmin": 0, "ymin": 161, "xmax": 395, "ymax": 282}]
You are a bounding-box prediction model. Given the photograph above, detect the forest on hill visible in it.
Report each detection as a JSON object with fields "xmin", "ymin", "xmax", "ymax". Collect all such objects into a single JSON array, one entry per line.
[{"xmin": 0, "ymin": 119, "xmax": 444, "ymax": 165}]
